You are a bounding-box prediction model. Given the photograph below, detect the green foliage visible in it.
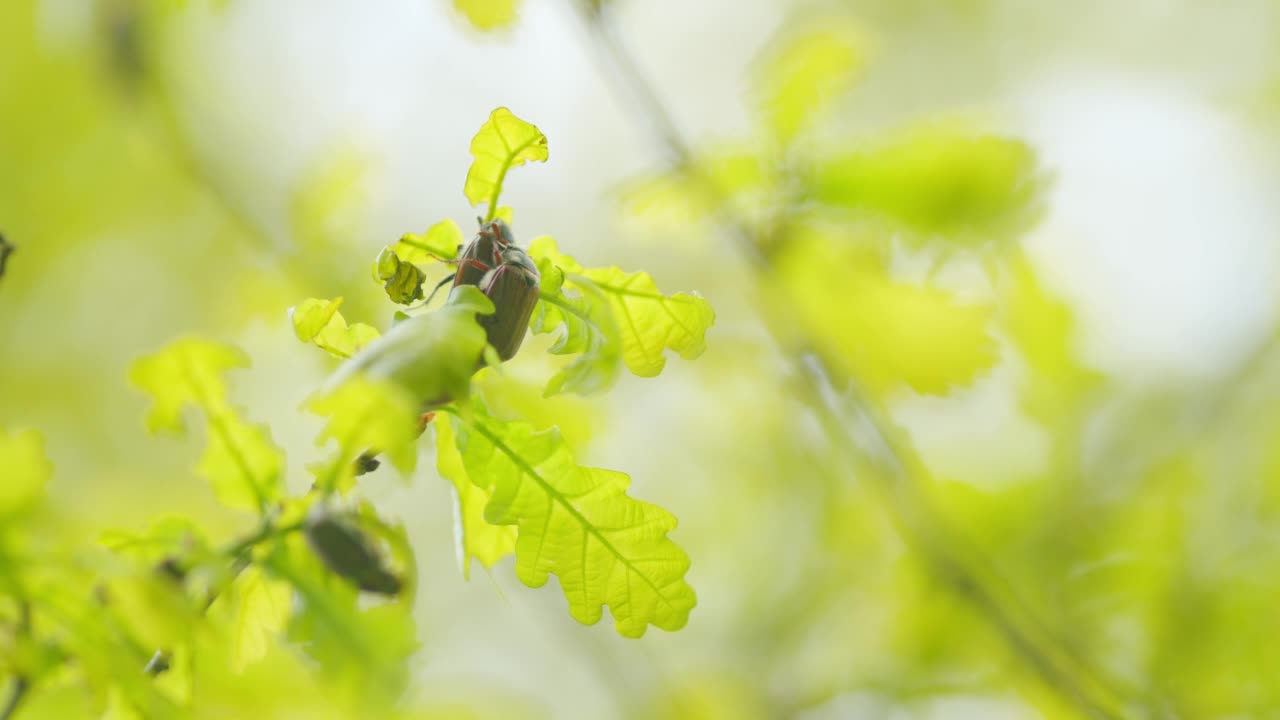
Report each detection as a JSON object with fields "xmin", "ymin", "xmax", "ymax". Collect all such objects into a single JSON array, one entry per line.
[
  {"xmin": 131, "ymin": 339, "xmax": 285, "ymax": 512},
  {"xmin": 449, "ymin": 405, "xmax": 696, "ymax": 637},
  {"xmin": 814, "ymin": 121, "xmax": 1041, "ymax": 245},
  {"xmin": 755, "ymin": 21, "xmax": 869, "ymax": 142},
  {"xmin": 529, "ymin": 236, "xmax": 715, "ymax": 390},
  {"xmin": 434, "ymin": 416, "xmax": 517, "ymax": 578},
  {"xmin": 464, "ymin": 107, "xmax": 548, "ymax": 222},
  {"xmin": 290, "ymin": 298, "xmax": 381, "ymax": 359}
]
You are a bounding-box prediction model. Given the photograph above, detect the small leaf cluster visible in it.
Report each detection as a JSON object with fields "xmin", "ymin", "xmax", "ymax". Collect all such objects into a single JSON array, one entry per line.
[{"xmin": 0, "ymin": 106, "xmax": 712, "ymax": 719}]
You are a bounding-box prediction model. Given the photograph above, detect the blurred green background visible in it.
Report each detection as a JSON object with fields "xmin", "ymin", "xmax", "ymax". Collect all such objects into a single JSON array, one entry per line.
[{"xmin": 5, "ymin": 1, "xmax": 1280, "ymax": 718}]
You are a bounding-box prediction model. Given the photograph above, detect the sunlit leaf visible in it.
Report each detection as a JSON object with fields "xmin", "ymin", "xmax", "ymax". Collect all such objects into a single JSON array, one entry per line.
[
  {"xmin": 464, "ymin": 107, "xmax": 548, "ymax": 220},
  {"xmin": 223, "ymin": 566, "xmax": 292, "ymax": 674},
  {"xmin": 815, "ymin": 121, "xmax": 1041, "ymax": 244},
  {"xmin": 755, "ymin": 22, "xmax": 869, "ymax": 142},
  {"xmin": 454, "ymin": 406, "xmax": 696, "ymax": 637},
  {"xmin": 435, "ymin": 415, "xmax": 516, "ymax": 578},
  {"xmin": 529, "ymin": 258, "xmax": 621, "ymax": 396},
  {"xmin": 320, "ymin": 286, "xmax": 493, "ymax": 407},
  {"xmin": 307, "ymin": 377, "xmax": 422, "ymax": 494},
  {"xmin": 391, "ymin": 219, "xmax": 464, "ymax": 264},
  {"xmin": 290, "ymin": 298, "xmax": 381, "ymax": 360},
  {"xmin": 777, "ymin": 239, "xmax": 997, "ymax": 395},
  {"xmin": 0, "ymin": 427, "xmax": 52, "ymax": 521},
  {"xmin": 453, "ymin": 0, "xmax": 520, "ymax": 31},
  {"xmin": 529, "ymin": 236, "xmax": 714, "ymax": 382}
]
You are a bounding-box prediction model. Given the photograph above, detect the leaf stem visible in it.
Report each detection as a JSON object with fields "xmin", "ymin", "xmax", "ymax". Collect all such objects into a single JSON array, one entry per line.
[{"xmin": 569, "ymin": 3, "xmax": 1132, "ymax": 717}]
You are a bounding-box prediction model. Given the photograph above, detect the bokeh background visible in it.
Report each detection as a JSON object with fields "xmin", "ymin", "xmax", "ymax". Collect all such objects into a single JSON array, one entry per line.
[{"xmin": 5, "ymin": 1, "xmax": 1280, "ymax": 718}]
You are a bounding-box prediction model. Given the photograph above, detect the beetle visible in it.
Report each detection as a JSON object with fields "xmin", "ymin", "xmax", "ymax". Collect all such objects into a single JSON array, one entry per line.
[
  {"xmin": 473, "ymin": 242, "xmax": 540, "ymax": 361},
  {"xmin": 423, "ymin": 217, "xmax": 516, "ymax": 304},
  {"xmin": 426, "ymin": 218, "xmax": 541, "ymax": 363}
]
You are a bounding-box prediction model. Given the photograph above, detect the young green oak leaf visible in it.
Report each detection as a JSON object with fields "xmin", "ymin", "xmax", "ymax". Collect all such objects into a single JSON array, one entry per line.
[
  {"xmin": 452, "ymin": 406, "xmax": 696, "ymax": 637},
  {"xmin": 529, "ymin": 237, "xmax": 715, "ymax": 380},
  {"xmin": 776, "ymin": 240, "xmax": 997, "ymax": 396},
  {"xmin": 814, "ymin": 121, "xmax": 1041, "ymax": 246},
  {"xmin": 464, "ymin": 107, "xmax": 548, "ymax": 222},
  {"xmin": 755, "ymin": 20, "xmax": 870, "ymax": 143},
  {"xmin": 320, "ymin": 286, "xmax": 493, "ymax": 408},
  {"xmin": 389, "ymin": 219, "xmax": 464, "ymax": 264},
  {"xmin": 0, "ymin": 427, "xmax": 52, "ymax": 522},
  {"xmin": 453, "ymin": 0, "xmax": 519, "ymax": 30},
  {"xmin": 435, "ymin": 415, "xmax": 516, "ymax": 578},
  {"xmin": 290, "ymin": 297, "xmax": 381, "ymax": 359},
  {"xmin": 530, "ymin": 258, "xmax": 622, "ymax": 396},
  {"xmin": 130, "ymin": 339, "xmax": 286, "ymax": 512}
]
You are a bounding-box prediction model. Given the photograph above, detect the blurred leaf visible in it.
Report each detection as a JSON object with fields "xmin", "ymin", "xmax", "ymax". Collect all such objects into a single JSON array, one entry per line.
[
  {"xmin": 391, "ymin": 219, "xmax": 464, "ymax": 264},
  {"xmin": 453, "ymin": 0, "xmax": 520, "ymax": 31},
  {"xmin": 1004, "ymin": 256, "xmax": 1103, "ymax": 423},
  {"xmin": 307, "ymin": 378, "xmax": 422, "ymax": 494},
  {"xmin": 195, "ymin": 414, "xmax": 285, "ymax": 512},
  {"xmin": 755, "ymin": 22, "xmax": 869, "ymax": 142},
  {"xmin": 266, "ymin": 535, "xmax": 417, "ymax": 706},
  {"xmin": 319, "ymin": 286, "xmax": 493, "ymax": 408},
  {"xmin": 223, "ymin": 566, "xmax": 292, "ymax": 674},
  {"xmin": 290, "ymin": 148, "xmax": 368, "ymax": 251},
  {"xmin": 777, "ymin": 240, "xmax": 997, "ymax": 395},
  {"xmin": 0, "ymin": 427, "xmax": 52, "ymax": 521},
  {"xmin": 129, "ymin": 339, "xmax": 247, "ymax": 433},
  {"xmin": 99, "ymin": 517, "xmax": 208, "ymax": 565},
  {"xmin": 290, "ymin": 298, "xmax": 381, "ymax": 360},
  {"xmin": 131, "ymin": 339, "xmax": 285, "ymax": 511},
  {"xmin": 530, "ymin": 236, "xmax": 715, "ymax": 382},
  {"xmin": 815, "ymin": 121, "xmax": 1040, "ymax": 244},
  {"xmin": 455, "ymin": 406, "xmax": 696, "ymax": 637},
  {"xmin": 464, "ymin": 107, "xmax": 548, "ymax": 220},
  {"xmin": 435, "ymin": 415, "xmax": 516, "ymax": 579},
  {"xmin": 618, "ymin": 147, "xmax": 770, "ymax": 229}
]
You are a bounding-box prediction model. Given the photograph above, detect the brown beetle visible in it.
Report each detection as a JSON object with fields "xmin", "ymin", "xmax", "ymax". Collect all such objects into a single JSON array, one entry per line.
[{"xmin": 475, "ymin": 243, "xmax": 540, "ymax": 361}]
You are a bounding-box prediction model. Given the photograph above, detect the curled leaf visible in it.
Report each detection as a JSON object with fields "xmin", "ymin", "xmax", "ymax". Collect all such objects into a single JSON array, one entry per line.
[{"xmin": 374, "ymin": 250, "xmax": 427, "ymax": 306}]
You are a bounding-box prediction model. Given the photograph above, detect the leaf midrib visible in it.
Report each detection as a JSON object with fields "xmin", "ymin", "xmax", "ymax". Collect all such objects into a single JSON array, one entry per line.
[{"xmin": 465, "ymin": 418, "xmax": 685, "ymax": 616}]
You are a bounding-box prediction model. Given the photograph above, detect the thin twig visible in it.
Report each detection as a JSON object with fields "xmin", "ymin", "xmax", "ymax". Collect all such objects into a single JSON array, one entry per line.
[{"xmin": 569, "ymin": 3, "xmax": 1132, "ymax": 717}]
